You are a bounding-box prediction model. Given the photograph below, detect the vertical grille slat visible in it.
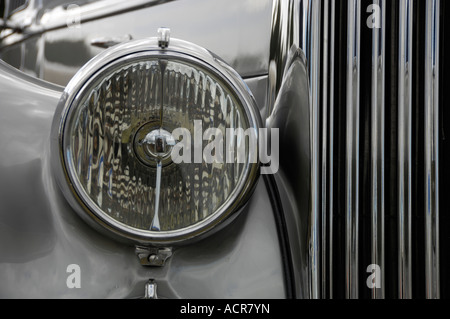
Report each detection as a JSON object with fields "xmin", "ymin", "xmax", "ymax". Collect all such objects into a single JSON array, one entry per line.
[
  {"xmin": 345, "ymin": 0, "xmax": 361, "ymax": 300},
  {"xmin": 328, "ymin": 0, "xmax": 336, "ymax": 299},
  {"xmin": 310, "ymin": 0, "xmax": 322, "ymax": 300},
  {"xmin": 424, "ymin": 0, "xmax": 440, "ymax": 299},
  {"xmin": 370, "ymin": 0, "xmax": 386, "ymax": 300},
  {"xmin": 324, "ymin": 0, "xmax": 336, "ymax": 299},
  {"xmin": 398, "ymin": 0, "xmax": 413, "ymax": 299},
  {"xmin": 321, "ymin": 0, "xmax": 330, "ymax": 299}
]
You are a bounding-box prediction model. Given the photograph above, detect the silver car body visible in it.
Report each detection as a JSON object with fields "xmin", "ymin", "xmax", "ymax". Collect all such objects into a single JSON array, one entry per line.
[{"xmin": 0, "ymin": 0, "xmax": 446, "ymax": 299}]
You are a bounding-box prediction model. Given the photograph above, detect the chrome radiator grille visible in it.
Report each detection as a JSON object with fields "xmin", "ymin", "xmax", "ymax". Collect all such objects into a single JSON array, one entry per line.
[
  {"xmin": 269, "ymin": 0, "xmax": 447, "ymax": 299},
  {"xmin": 319, "ymin": 0, "xmax": 446, "ymax": 299}
]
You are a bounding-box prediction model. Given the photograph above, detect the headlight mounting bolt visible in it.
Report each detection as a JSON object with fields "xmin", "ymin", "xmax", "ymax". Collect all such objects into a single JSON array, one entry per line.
[
  {"xmin": 144, "ymin": 279, "xmax": 158, "ymax": 299},
  {"xmin": 157, "ymin": 27, "xmax": 171, "ymax": 49},
  {"xmin": 148, "ymin": 254, "xmax": 159, "ymax": 263},
  {"xmin": 135, "ymin": 246, "xmax": 173, "ymax": 267}
]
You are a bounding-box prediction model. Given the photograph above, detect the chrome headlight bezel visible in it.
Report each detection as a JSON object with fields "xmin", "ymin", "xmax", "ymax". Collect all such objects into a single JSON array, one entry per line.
[{"xmin": 51, "ymin": 37, "xmax": 262, "ymax": 245}]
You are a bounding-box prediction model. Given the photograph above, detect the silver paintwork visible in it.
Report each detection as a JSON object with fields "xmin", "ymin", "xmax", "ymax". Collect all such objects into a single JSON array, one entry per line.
[
  {"xmin": 0, "ymin": 60, "xmax": 285, "ymax": 299},
  {"xmin": 1, "ymin": 0, "xmax": 443, "ymax": 300},
  {"xmin": 424, "ymin": 0, "xmax": 440, "ymax": 299},
  {"xmin": 2, "ymin": 0, "xmax": 174, "ymax": 36},
  {"xmin": 398, "ymin": 0, "xmax": 413, "ymax": 299},
  {"xmin": 33, "ymin": 0, "xmax": 176, "ymax": 32},
  {"xmin": 0, "ymin": 0, "xmax": 289, "ymax": 297},
  {"xmin": 1, "ymin": 0, "xmax": 273, "ymax": 85}
]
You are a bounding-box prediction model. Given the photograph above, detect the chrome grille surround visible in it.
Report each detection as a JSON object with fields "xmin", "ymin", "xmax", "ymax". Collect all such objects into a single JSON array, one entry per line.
[{"xmin": 268, "ymin": 0, "xmax": 443, "ymax": 299}]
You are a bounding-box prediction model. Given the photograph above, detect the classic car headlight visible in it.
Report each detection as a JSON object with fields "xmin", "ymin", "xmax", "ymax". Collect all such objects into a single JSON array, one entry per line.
[{"xmin": 51, "ymin": 35, "xmax": 261, "ymax": 245}]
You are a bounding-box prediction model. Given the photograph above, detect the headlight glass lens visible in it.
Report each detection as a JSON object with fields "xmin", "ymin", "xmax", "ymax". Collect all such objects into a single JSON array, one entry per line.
[{"xmin": 64, "ymin": 54, "xmax": 255, "ymax": 235}]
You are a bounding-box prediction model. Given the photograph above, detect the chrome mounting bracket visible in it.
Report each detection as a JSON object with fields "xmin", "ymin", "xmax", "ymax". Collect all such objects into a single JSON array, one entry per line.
[{"xmin": 135, "ymin": 246, "xmax": 172, "ymax": 267}]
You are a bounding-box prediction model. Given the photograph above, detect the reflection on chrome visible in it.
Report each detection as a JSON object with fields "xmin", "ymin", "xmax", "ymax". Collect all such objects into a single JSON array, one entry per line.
[
  {"xmin": 371, "ymin": 0, "xmax": 386, "ymax": 300},
  {"xmin": 424, "ymin": 0, "xmax": 440, "ymax": 300},
  {"xmin": 66, "ymin": 58, "xmax": 249, "ymax": 231},
  {"xmin": 398, "ymin": 0, "xmax": 413, "ymax": 299},
  {"xmin": 345, "ymin": 0, "xmax": 361, "ymax": 300}
]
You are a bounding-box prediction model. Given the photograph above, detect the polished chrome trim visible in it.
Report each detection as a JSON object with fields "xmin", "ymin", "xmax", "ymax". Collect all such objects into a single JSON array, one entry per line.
[
  {"xmin": 267, "ymin": 0, "xmax": 323, "ymax": 299},
  {"xmin": 398, "ymin": 0, "xmax": 413, "ymax": 299},
  {"xmin": 50, "ymin": 37, "xmax": 262, "ymax": 245},
  {"xmin": 310, "ymin": 0, "xmax": 321, "ymax": 300},
  {"xmin": 371, "ymin": 0, "xmax": 386, "ymax": 300},
  {"xmin": 90, "ymin": 34, "xmax": 133, "ymax": 49},
  {"xmin": 345, "ymin": 0, "xmax": 361, "ymax": 299},
  {"xmin": 424, "ymin": 0, "xmax": 440, "ymax": 299},
  {"xmin": 321, "ymin": 0, "xmax": 329, "ymax": 299},
  {"xmin": 328, "ymin": 0, "xmax": 335, "ymax": 299},
  {"xmin": 144, "ymin": 280, "xmax": 158, "ymax": 299},
  {"xmin": 267, "ymin": 0, "xmax": 304, "ymax": 117},
  {"xmin": 321, "ymin": 0, "xmax": 336, "ymax": 299},
  {"xmin": 30, "ymin": 0, "xmax": 176, "ymax": 33},
  {"xmin": 150, "ymin": 160, "xmax": 163, "ymax": 231},
  {"xmin": 157, "ymin": 27, "xmax": 171, "ymax": 49}
]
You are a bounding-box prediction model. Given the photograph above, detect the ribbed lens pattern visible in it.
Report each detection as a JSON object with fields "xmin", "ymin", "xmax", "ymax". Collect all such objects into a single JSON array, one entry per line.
[{"xmin": 66, "ymin": 58, "xmax": 249, "ymax": 231}]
